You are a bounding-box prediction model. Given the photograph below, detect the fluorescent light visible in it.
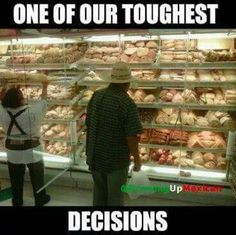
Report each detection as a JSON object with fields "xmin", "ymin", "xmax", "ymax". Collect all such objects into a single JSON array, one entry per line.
[
  {"xmin": 11, "ymin": 37, "xmax": 76, "ymax": 45},
  {"xmin": 0, "ymin": 151, "xmax": 7, "ymax": 157},
  {"xmin": 160, "ymin": 32, "xmax": 236, "ymax": 40},
  {"xmin": 0, "ymin": 40, "xmax": 11, "ymax": 46},
  {"xmin": 140, "ymin": 165, "xmax": 225, "ymax": 180},
  {"xmin": 33, "ymin": 150, "xmax": 72, "ymax": 163},
  {"xmin": 189, "ymin": 33, "xmax": 236, "ymax": 39},
  {"xmin": 43, "ymin": 156, "xmax": 71, "ymax": 164},
  {"xmin": 160, "ymin": 34, "xmax": 189, "ymax": 40},
  {"xmin": 189, "ymin": 169, "xmax": 225, "ymax": 179},
  {"xmin": 84, "ymin": 35, "xmax": 120, "ymax": 42},
  {"xmin": 84, "ymin": 34, "xmax": 158, "ymax": 42},
  {"xmin": 121, "ymin": 34, "xmax": 158, "ymax": 41}
]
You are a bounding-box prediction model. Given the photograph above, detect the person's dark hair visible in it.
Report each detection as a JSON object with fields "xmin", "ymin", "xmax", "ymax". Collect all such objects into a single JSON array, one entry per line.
[{"xmin": 1, "ymin": 88, "xmax": 24, "ymax": 108}]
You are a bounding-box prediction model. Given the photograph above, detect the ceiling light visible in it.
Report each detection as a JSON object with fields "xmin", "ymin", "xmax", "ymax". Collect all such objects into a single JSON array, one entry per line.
[
  {"xmin": 84, "ymin": 35, "xmax": 120, "ymax": 42},
  {"xmin": 11, "ymin": 37, "xmax": 77, "ymax": 45}
]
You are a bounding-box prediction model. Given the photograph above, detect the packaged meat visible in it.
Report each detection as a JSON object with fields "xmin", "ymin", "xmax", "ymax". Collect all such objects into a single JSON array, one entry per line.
[
  {"xmin": 146, "ymin": 41, "xmax": 158, "ymax": 48},
  {"xmin": 143, "ymin": 94, "xmax": 156, "ymax": 103},
  {"xmin": 196, "ymin": 117, "xmax": 209, "ymax": 127},
  {"xmin": 203, "ymin": 153, "xmax": 217, "ymax": 162},
  {"xmin": 137, "ymin": 47, "xmax": 149, "ymax": 57},
  {"xmin": 172, "ymin": 93, "xmax": 184, "ymax": 104},
  {"xmin": 187, "ymin": 131, "xmax": 226, "ymax": 149},
  {"xmin": 191, "ymin": 152, "xmax": 204, "ymax": 165},
  {"xmin": 204, "ymin": 161, "xmax": 216, "ymax": 169}
]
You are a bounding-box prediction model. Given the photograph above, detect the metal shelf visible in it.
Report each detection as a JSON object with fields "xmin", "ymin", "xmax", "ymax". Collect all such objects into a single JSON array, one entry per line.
[
  {"xmin": 139, "ymin": 161, "xmax": 226, "ymax": 173},
  {"xmin": 43, "ymin": 109, "xmax": 85, "ymax": 125},
  {"xmin": 78, "ymin": 79, "xmax": 111, "ymax": 86},
  {"xmin": 27, "ymin": 93, "xmax": 82, "ymax": 106},
  {"xmin": 52, "ymin": 94, "xmax": 81, "ymax": 105},
  {"xmin": 42, "ymin": 123, "xmax": 85, "ymax": 145},
  {"xmin": 77, "ymin": 78, "xmax": 236, "ymax": 89},
  {"xmin": 77, "ymin": 78, "xmax": 236, "ymax": 90},
  {"xmin": 73, "ymin": 61, "xmax": 236, "ymax": 70},
  {"xmin": 133, "ymin": 80, "xmax": 236, "ymax": 89},
  {"xmin": 142, "ymin": 123, "xmax": 235, "ymax": 133},
  {"xmin": 71, "ymin": 62, "xmax": 155, "ymax": 70},
  {"xmin": 137, "ymin": 102, "xmax": 236, "ymax": 112},
  {"xmin": 230, "ymin": 164, "xmax": 236, "ymax": 180},
  {"xmin": 5, "ymin": 76, "xmax": 82, "ymax": 86},
  {"xmin": 41, "ymin": 118, "xmax": 76, "ymax": 124},
  {"xmin": 78, "ymin": 134, "xmax": 227, "ymax": 154},
  {"xmin": 158, "ymin": 62, "xmax": 236, "ymax": 69},
  {"xmin": 3, "ymin": 61, "xmax": 236, "ymax": 72},
  {"xmin": 140, "ymin": 143, "xmax": 226, "ymax": 154},
  {"xmin": 230, "ymin": 179, "xmax": 236, "ymax": 199},
  {"xmin": 6, "ymin": 63, "xmax": 70, "ymax": 70},
  {"xmin": 42, "ymin": 137, "xmax": 73, "ymax": 143},
  {"xmin": 231, "ymin": 159, "xmax": 236, "ymax": 169},
  {"xmin": 78, "ymin": 99, "xmax": 236, "ymax": 111}
]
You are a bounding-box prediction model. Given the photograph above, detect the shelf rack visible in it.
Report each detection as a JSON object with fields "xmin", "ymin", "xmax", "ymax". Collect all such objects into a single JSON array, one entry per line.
[{"xmin": 1, "ymin": 29, "xmax": 236, "ymax": 185}]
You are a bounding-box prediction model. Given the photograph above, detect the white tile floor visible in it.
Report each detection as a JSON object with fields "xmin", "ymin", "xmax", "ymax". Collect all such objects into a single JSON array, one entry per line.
[{"xmin": 1, "ymin": 179, "xmax": 236, "ymax": 206}]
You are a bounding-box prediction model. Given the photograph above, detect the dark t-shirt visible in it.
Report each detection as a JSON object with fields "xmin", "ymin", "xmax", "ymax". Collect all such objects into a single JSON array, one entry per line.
[{"xmin": 85, "ymin": 85, "xmax": 143, "ymax": 173}]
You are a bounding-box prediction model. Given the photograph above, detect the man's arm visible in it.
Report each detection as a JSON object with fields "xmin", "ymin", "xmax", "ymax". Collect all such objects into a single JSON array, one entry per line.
[
  {"xmin": 123, "ymin": 99, "xmax": 143, "ymax": 172},
  {"xmin": 126, "ymin": 136, "xmax": 141, "ymax": 171}
]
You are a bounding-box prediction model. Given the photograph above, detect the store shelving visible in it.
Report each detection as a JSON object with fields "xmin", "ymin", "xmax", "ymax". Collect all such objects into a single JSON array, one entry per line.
[
  {"xmin": 0, "ymin": 40, "xmax": 87, "ymax": 169},
  {"xmin": 46, "ymin": 94, "xmax": 82, "ymax": 106},
  {"xmin": 139, "ymin": 143, "xmax": 226, "ymax": 154},
  {"xmin": 74, "ymin": 32, "xmax": 236, "ymax": 184},
  {"xmin": 230, "ymin": 161, "xmax": 236, "ymax": 178},
  {"xmin": 78, "ymin": 78, "xmax": 236, "ymax": 89},
  {"xmin": 78, "ymin": 80, "xmax": 236, "ymax": 91},
  {"xmin": 42, "ymin": 137, "xmax": 74, "ymax": 143},
  {"xmin": 142, "ymin": 123, "xmax": 236, "ymax": 133},
  {"xmin": 78, "ymin": 99, "xmax": 236, "ymax": 111},
  {"xmin": 5, "ymin": 76, "xmax": 83, "ymax": 86},
  {"xmin": 1, "ymin": 29, "xmax": 236, "ymax": 185},
  {"xmin": 229, "ymin": 132, "xmax": 236, "ymax": 198},
  {"xmin": 151, "ymin": 103, "xmax": 236, "ymax": 112},
  {"xmin": 230, "ymin": 163, "xmax": 236, "ymax": 198},
  {"xmin": 158, "ymin": 62, "xmax": 236, "ymax": 69},
  {"xmin": 133, "ymin": 80, "xmax": 236, "ymax": 89},
  {"xmin": 43, "ymin": 108, "xmax": 85, "ymax": 125},
  {"xmin": 75, "ymin": 143, "xmax": 229, "ymax": 185},
  {"xmin": 6, "ymin": 63, "xmax": 70, "ymax": 70},
  {"xmin": 25, "ymin": 95, "xmax": 81, "ymax": 106},
  {"xmin": 71, "ymin": 61, "xmax": 236, "ymax": 70}
]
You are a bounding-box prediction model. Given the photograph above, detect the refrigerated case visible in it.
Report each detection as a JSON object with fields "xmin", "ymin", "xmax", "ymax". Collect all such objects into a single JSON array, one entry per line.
[
  {"xmin": 0, "ymin": 29, "xmax": 236, "ymax": 186},
  {"xmin": 228, "ymin": 132, "xmax": 236, "ymax": 197}
]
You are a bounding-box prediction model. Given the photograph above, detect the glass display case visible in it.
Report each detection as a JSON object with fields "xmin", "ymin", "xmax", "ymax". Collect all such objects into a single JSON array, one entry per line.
[{"xmin": 0, "ymin": 29, "xmax": 236, "ymax": 185}]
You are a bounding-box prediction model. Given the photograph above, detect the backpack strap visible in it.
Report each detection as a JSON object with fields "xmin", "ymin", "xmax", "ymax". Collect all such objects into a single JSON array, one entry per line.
[{"xmin": 7, "ymin": 108, "xmax": 27, "ymax": 136}]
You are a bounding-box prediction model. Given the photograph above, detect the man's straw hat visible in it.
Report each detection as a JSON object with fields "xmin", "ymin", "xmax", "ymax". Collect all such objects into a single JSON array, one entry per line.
[{"xmin": 110, "ymin": 62, "xmax": 132, "ymax": 83}]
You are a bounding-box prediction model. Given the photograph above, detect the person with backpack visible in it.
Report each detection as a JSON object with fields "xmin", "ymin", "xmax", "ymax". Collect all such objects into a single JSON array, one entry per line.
[{"xmin": 0, "ymin": 82, "xmax": 50, "ymax": 206}]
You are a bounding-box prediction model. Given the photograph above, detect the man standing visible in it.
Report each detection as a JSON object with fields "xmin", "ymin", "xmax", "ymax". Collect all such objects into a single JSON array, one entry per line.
[{"xmin": 86, "ymin": 62, "xmax": 143, "ymax": 206}]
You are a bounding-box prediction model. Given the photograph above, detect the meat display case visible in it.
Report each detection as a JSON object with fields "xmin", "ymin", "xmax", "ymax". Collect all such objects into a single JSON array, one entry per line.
[
  {"xmin": 0, "ymin": 35, "xmax": 88, "ymax": 170},
  {"xmin": 228, "ymin": 131, "xmax": 236, "ymax": 197},
  {"xmin": 0, "ymin": 29, "xmax": 236, "ymax": 186}
]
